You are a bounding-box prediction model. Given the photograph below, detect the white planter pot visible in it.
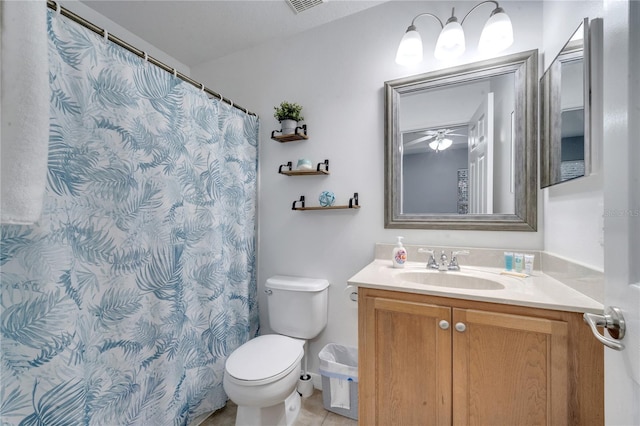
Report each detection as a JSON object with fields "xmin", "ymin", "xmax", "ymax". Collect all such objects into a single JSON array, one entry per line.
[{"xmin": 280, "ymin": 119, "xmax": 298, "ymax": 135}]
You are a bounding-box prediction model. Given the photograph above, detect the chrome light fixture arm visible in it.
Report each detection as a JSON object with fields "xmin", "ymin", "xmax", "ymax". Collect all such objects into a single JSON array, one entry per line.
[
  {"xmin": 460, "ymin": 0, "xmax": 501, "ymax": 25},
  {"xmin": 408, "ymin": 12, "xmax": 444, "ymax": 30}
]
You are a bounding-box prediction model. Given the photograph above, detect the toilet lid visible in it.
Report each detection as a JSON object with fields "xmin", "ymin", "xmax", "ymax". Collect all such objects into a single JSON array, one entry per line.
[{"xmin": 226, "ymin": 335, "xmax": 304, "ymax": 382}]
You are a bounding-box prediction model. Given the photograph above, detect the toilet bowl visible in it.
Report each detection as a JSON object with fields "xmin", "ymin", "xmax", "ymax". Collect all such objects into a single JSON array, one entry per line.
[
  {"xmin": 223, "ymin": 335, "xmax": 304, "ymax": 425},
  {"xmin": 223, "ymin": 275, "xmax": 330, "ymax": 426}
]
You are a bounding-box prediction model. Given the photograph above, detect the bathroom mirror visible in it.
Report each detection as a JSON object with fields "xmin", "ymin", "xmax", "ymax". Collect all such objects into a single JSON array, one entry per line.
[
  {"xmin": 540, "ymin": 18, "xmax": 592, "ymax": 188},
  {"xmin": 384, "ymin": 50, "xmax": 538, "ymax": 231}
]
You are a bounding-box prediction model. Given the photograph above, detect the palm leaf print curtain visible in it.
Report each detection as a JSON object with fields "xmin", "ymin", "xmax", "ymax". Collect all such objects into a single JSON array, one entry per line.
[{"xmin": 0, "ymin": 10, "xmax": 259, "ymax": 425}]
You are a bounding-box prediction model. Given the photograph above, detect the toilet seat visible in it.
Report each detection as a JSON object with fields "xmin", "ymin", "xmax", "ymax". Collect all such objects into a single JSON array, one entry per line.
[{"xmin": 225, "ymin": 335, "xmax": 304, "ymax": 386}]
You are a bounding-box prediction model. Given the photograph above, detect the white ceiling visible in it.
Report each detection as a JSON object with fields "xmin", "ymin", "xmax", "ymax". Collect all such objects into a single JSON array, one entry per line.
[{"xmin": 80, "ymin": 0, "xmax": 387, "ymax": 67}]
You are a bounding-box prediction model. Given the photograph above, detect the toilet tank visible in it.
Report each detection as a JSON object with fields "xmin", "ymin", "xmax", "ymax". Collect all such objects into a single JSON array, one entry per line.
[{"xmin": 265, "ymin": 275, "xmax": 330, "ymax": 339}]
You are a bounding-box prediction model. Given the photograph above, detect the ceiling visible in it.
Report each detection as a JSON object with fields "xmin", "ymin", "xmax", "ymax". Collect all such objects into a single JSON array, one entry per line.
[{"xmin": 80, "ymin": 0, "xmax": 387, "ymax": 67}]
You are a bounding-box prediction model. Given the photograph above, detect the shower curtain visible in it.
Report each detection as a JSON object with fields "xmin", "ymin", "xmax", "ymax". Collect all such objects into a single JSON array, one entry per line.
[{"xmin": 0, "ymin": 10, "xmax": 259, "ymax": 426}]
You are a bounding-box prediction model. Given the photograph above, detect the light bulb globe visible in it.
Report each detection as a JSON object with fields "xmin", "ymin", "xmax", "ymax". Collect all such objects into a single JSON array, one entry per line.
[
  {"xmin": 434, "ymin": 20, "xmax": 465, "ymax": 60},
  {"xmin": 439, "ymin": 138, "xmax": 453, "ymax": 150},
  {"xmin": 478, "ymin": 10, "xmax": 513, "ymax": 54},
  {"xmin": 429, "ymin": 138, "xmax": 453, "ymax": 151},
  {"xmin": 396, "ymin": 26, "xmax": 423, "ymax": 66}
]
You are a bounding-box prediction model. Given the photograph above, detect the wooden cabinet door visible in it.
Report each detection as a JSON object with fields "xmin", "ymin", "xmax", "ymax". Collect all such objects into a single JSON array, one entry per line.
[
  {"xmin": 452, "ymin": 308, "xmax": 569, "ymax": 426},
  {"xmin": 359, "ymin": 293, "xmax": 452, "ymax": 425}
]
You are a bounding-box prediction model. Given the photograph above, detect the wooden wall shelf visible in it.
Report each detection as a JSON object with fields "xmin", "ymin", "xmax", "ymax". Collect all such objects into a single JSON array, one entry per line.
[
  {"xmin": 292, "ymin": 193, "xmax": 360, "ymax": 210},
  {"xmin": 271, "ymin": 124, "xmax": 308, "ymax": 142},
  {"xmin": 279, "ymin": 160, "xmax": 329, "ymax": 176}
]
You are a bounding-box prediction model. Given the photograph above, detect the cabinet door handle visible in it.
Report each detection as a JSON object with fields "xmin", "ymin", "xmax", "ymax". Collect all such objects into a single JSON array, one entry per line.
[
  {"xmin": 455, "ymin": 322, "xmax": 466, "ymax": 332},
  {"xmin": 439, "ymin": 320, "xmax": 450, "ymax": 330}
]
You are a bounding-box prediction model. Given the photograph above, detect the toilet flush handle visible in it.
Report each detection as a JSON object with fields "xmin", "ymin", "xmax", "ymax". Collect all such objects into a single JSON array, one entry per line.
[{"xmin": 265, "ymin": 289, "xmax": 273, "ymax": 295}]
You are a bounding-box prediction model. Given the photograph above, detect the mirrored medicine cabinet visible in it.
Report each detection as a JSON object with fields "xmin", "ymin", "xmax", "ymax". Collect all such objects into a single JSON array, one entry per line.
[{"xmin": 540, "ymin": 18, "xmax": 602, "ymax": 188}]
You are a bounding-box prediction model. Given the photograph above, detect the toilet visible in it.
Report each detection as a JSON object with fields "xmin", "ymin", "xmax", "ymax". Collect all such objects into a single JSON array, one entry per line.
[{"xmin": 223, "ymin": 275, "xmax": 330, "ymax": 426}]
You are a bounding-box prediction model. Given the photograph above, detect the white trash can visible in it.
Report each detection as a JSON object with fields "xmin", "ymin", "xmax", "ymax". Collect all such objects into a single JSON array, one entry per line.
[{"xmin": 318, "ymin": 343, "xmax": 358, "ymax": 420}]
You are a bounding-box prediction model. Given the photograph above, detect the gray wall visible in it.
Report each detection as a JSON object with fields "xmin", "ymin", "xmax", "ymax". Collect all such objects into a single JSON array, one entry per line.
[{"xmin": 403, "ymin": 148, "xmax": 468, "ymax": 214}]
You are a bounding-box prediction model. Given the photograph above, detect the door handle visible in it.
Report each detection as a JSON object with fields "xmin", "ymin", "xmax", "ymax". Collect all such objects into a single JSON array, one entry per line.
[{"xmin": 583, "ymin": 306, "xmax": 626, "ymax": 351}]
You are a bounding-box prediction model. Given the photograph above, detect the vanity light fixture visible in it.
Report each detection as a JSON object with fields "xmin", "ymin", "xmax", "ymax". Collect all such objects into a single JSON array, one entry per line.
[{"xmin": 395, "ymin": 0, "xmax": 514, "ymax": 66}]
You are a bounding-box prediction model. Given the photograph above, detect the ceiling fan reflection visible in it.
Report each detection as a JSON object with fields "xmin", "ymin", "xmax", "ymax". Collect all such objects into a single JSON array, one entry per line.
[{"xmin": 404, "ymin": 128, "xmax": 466, "ymax": 152}]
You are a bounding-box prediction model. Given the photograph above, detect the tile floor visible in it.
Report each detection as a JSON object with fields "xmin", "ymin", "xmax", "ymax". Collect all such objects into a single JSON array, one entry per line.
[{"xmin": 200, "ymin": 389, "xmax": 358, "ymax": 426}]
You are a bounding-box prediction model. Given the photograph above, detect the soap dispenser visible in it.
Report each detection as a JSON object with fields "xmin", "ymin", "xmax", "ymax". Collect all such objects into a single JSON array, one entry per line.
[{"xmin": 392, "ymin": 236, "xmax": 407, "ymax": 268}]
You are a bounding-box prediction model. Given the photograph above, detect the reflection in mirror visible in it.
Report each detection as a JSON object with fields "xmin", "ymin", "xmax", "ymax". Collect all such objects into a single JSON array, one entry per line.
[
  {"xmin": 400, "ymin": 73, "xmax": 515, "ymax": 215},
  {"xmin": 385, "ymin": 50, "xmax": 538, "ymax": 231},
  {"xmin": 540, "ymin": 19, "xmax": 590, "ymax": 188},
  {"xmin": 402, "ymin": 124, "xmax": 470, "ymax": 214}
]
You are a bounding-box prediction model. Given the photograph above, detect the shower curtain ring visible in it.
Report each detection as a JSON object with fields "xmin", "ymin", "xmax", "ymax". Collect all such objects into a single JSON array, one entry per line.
[
  {"xmin": 55, "ymin": 2, "xmax": 61, "ymax": 15},
  {"xmin": 103, "ymin": 29, "xmax": 108, "ymax": 42},
  {"xmin": 173, "ymin": 68, "xmax": 177, "ymax": 77},
  {"xmin": 143, "ymin": 52, "xmax": 148, "ymax": 63},
  {"xmin": 229, "ymin": 100, "xmax": 234, "ymax": 108},
  {"xmin": 200, "ymin": 83, "xmax": 205, "ymax": 92}
]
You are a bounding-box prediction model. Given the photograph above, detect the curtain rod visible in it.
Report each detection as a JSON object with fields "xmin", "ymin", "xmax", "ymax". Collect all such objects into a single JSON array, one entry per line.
[{"xmin": 46, "ymin": 0, "xmax": 257, "ymax": 117}]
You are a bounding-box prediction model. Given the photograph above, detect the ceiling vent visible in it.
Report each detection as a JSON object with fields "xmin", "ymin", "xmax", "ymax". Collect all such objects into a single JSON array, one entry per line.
[{"xmin": 285, "ymin": 0, "xmax": 324, "ymax": 14}]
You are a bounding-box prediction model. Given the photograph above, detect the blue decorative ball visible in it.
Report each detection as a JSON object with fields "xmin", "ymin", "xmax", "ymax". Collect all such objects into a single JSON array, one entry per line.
[{"xmin": 319, "ymin": 191, "xmax": 336, "ymax": 207}]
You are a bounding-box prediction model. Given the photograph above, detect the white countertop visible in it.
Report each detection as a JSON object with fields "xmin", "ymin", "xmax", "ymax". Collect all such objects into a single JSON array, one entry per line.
[{"xmin": 347, "ymin": 259, "xmax": 603, "ymax": 314}]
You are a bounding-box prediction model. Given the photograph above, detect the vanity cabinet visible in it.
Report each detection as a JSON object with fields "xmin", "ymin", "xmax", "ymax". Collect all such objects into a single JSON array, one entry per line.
[{"xmin": 358, "ymin": 288, "xmax": 604, "ymax": 425}]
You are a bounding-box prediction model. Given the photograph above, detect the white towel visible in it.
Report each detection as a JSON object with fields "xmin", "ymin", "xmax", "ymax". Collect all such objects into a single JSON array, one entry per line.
[
  {"xmin": 329, "ymin": 377, "xmax": 351, "ymax": 410},
  {"xmin": 1, "ymin": 0, "xmax": 49, "ymax": 224}
]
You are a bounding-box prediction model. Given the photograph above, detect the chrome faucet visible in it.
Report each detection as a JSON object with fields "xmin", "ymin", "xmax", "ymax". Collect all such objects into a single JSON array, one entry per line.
[
  {"xmin": 418, "ymin": 248, "xmax": 470, "ymax": 271},
  {"xmin": 448, "ymin": 250, "xmax": 470, "ymax": 271},
  {"xmin": 417, "ymin": 248, "xmax": 438, "ymax": 270},
  {"xmin": 418, "ymin": 249, "xmax": 449, "ymax": 271},
  {"xmin": 437, "ymin": 251, "xmax": 449, "ymax": 271}
]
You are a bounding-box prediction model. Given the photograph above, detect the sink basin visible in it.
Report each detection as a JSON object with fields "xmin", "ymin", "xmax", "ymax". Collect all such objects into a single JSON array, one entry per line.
[{"xmin": 394, "ymin": 270, "xmax": 505, "ymax": 290}]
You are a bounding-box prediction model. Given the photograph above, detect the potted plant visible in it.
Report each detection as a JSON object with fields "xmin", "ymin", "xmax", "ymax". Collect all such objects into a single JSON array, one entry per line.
[{"xmin": 273, "ymin": 101, "xmax": 304, "ymax": 135}]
